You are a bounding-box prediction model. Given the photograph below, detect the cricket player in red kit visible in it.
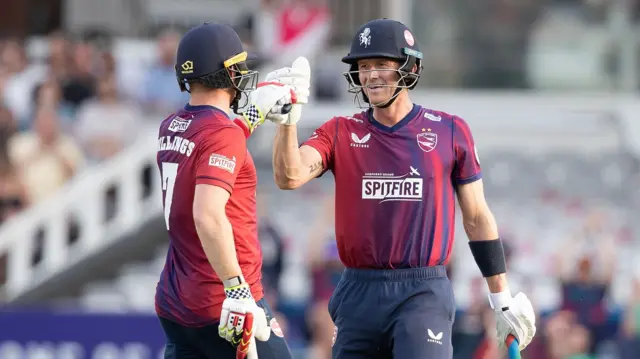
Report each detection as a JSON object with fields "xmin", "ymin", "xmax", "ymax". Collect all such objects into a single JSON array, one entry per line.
[
  {"xmin": 154, "ymin": 22, "xmax": 303, "ymax": 359},
  {"xmin": 262, "ymin": 19, "xmax": 537, "ymax": 359}
]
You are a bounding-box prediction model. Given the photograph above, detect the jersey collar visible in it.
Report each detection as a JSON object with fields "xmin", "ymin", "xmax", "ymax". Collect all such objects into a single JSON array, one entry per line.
[
  {"xmin": 184, "ymin": 104, "xmax": 230, "ymax": 119},
  {"xmin": 367, "ymin": 104, "xmax": 420, "ymax": 133}
]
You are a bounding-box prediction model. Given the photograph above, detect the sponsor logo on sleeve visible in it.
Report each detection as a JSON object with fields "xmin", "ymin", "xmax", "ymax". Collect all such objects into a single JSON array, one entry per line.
[{"xmin": 208, "ymin": 154, "xmax": 236, "ymax": 174}]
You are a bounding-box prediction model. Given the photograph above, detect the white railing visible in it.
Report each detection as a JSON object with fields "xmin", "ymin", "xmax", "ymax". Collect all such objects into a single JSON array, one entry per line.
[
  {"xmin": 0, "ymin": 125, "xmax": 161, "ymax": 301},
  {"xmin": 0, "ymin": 92, "xmax": 638, "ymax": 302}
]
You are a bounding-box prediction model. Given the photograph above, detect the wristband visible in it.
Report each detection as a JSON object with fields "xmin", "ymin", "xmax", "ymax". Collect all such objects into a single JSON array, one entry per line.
[
  {"xmin": 468, "ymin": 239, "xmax": 507, "ymax": 278},
  {"xmin": 223, "ymin": 275, "xmax": 245, "ymax": 288},
  {"xmin": 242, "ymin": 105, "xmax": 264, "ymax": 134},
  {"xmin": 223, "ymin": 275, "xmax": 252, "ymax": 300}
]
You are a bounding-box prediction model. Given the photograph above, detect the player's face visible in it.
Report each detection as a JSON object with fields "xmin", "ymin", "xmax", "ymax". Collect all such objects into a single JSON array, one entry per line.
[{"xmin": 357, "ymin": 58, "xmax": 401, "ymax": 104}]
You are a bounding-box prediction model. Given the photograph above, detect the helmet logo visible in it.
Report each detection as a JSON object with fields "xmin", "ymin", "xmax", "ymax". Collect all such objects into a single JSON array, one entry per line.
[
  {"xmin": 404, "ymin": 30, "xmax": 415, "ymax": 46},
  {"xmin": 181, "ymin": 61, "xmax": 194, "ymax": 74},
  {"xmin": 359, "ymin": 28, "xmax": 371, "ymax": 48}
]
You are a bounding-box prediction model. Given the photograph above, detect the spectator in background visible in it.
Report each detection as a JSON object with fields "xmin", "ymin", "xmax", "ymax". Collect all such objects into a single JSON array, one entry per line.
[
  {"xmin": 619, "ymin": 265, "xmax": 640, "ymax": 358},
  {"xmin": 47, "ymin": 30, "xmax": 72, "ymax": 82},
  {"xmin": 0, "ymin": 39, "xmax": 26, "ymax": 75},
  {"xmin": 452, "ymin": 278, "xmax": 492, "ymax": 359},
  {"xmin": 257, "ymin": 192, "xmax": 286, "ymax": 297},
  {"xmin": 83, "ymin": 29, "xmax": 116, "ymax": 79},
  {"xmin": 544, "ymin": 311, "xmax": 595, "ymax": 359},
  {"xmin": 554, "ymin": 209, "xmax": 616, "ymax": 354},
  {"xmin": 306, "ymin": 196, "xmax": 342, "ymax": 359},
  {"xmin": 0, "ymin": 126, "xmax": 23, "ymax": 293},
  {"xmin": 0, "ymin": 65, "xmax": 9, "ymax": 101},
  {"xmin": 1, "ymin": 38, "xmax": 47, "ymax": 126},
  {"xmin": 470, "ymin": 306, "xmax": 500, "ymax": 359},
  {"xmin": 31, "ymin": 79, "xmax": 74, "ymax": 132},
  {"xmin": 0, "ymin": 107, "xmax": 22, "ymax": 221},
  {"xmin": 256, "ymin": 192, "xmax": 289, "ymax": 336},
  {"xmin": 74, "ymin": 74, "xmax": 141, "ymax": 163},
  {"xmin": 0, "ymin": 104, "xmax": 17, "ymax": 137},
  {"xmin": 8, "ymin": 106, "xmax": 84, "ymax": 204},
  {"xmin": 0, "ymin": 126, "xmax": 27, "ymax": 224},
  {"xmin": 138, "ymin": 28, "xmax": 188, "ymax": 116},
  {"xmin": 60, "ymin": 38, "xmax": 96, "ymax": 110}
]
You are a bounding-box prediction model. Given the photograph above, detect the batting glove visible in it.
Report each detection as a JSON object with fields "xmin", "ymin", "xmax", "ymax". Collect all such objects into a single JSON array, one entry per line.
[
  {"xmin": 218, "ymin": 278, "xmax": 271, "ymax": 358},
  {"xmin": 235, "ymin": 83, "xmax": 296, "ymax": 138},
  {"xmin": 489, "ymin": 291, "xmax": 537, "ymax": 351},
  {"xmin": 264, "ymin": 56, "xmax": 311, "ymax": 126}
]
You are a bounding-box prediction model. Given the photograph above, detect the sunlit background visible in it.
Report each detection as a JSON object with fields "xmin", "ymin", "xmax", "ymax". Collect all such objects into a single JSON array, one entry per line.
[{"xmin": 1, "ymin": 0, "xmax": 640, "ymax": 358}]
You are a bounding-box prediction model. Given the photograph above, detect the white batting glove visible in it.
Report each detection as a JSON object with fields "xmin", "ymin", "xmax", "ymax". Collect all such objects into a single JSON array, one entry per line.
[
  {"xmin": 236, "ymin": 83, "xmax": 295, "ymax": 137},
  {"xmin": 488, "ymin": 291, "xmax": 537, "ymax": 351},
  {"xmin": 264, "ymin": 56, "xmax": 311, "ymax": 126},
  {"xmin": 218, "ymin": 281, "xmax": 271, "ymax": 358}
]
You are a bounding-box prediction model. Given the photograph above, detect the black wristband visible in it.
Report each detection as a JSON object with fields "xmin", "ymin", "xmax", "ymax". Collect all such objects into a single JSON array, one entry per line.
[{"xmin": 468, "ymin": 239, "xmax": 507, "ymax": 277}]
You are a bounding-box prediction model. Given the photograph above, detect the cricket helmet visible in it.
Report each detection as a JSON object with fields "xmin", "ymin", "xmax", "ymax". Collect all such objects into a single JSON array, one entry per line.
[
  {"xmin": 342, "ymin": 19, "xmax": 423, "ymax": 108},
  {"xmin": 175, "ymin": 22, "xmax": 259, "ymax": 112}
]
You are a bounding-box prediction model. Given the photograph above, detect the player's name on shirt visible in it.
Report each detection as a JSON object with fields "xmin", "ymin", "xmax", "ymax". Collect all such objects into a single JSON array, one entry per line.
[{"xmin": 158, "ymin": 135, "xmax": 196, "ymax": 157}]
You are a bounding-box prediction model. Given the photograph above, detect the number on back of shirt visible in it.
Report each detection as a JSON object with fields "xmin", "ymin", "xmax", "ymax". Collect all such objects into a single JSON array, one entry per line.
[{"xmin": 161, "ymin": 162, "xmax": 178, "ymax": 230}]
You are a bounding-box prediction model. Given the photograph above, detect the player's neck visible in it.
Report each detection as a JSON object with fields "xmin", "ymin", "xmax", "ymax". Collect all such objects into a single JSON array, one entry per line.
[
  {"xmin": 371, "ymin": 94, "xmax": 414, "ymax": 128},
  {"xmin": 188, "ymin": 91, "xmax": 232, "ymax": 114}
]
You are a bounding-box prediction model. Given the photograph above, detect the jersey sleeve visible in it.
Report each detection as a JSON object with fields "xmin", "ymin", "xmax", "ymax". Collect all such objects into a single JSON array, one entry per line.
[
  {"xmin": 452, "ymin": 116, "xmax": 482, "ymax": 185},
  {"xmin": 195, "ymin": 125, "xmax": 247, "ymax": 193},
  {"xmin": 301, "ymin": 117, "xmax": 339, "ymax": 173}
]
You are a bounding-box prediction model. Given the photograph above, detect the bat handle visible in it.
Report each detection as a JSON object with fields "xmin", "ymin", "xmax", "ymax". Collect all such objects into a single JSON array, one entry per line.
[
  {"xmin": 247, "ymin": 339, "xmax": 258, "ymax": 359},
  {"xmin": 505, "ymin": 335, "xmax": 520, "ymax": 359}
]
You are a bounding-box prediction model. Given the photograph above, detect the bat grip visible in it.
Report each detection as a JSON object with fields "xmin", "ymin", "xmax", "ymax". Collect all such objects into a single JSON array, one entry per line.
[{"xmin": 506, "ymin": 335, "xmax": 520, "ymax": 359}]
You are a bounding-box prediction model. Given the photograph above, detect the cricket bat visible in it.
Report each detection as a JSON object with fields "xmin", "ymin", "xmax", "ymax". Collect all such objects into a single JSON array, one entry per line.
[{"xmin": 236, "ymin": 313, "xmax": 258, "ymax": 359}]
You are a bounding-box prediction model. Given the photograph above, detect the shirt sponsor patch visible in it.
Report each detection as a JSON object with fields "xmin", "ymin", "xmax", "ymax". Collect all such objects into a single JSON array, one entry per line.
[
  {"xmin": 361, "ymin": 167, "xmax": 423, "ymax": 203},
  {"xmin": 168, "ymin": 116, "xmax": 192, "ymax": 132},
  {"xmin": 209, "ymin": 153, "xmax": 236, "ymax": 174}
]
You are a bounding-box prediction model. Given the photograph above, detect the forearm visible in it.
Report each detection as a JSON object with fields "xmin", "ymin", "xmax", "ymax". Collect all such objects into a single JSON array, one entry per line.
[
  {"xmin": 195, "ymin": 215, "xmax": 242, "ymax": 281},
  {"xmin": 484, "ymin": 274, "xmax": 509, "ymax": 293},
  {"xmin": 463, "ymin": 208, "xmax": 499, "ymax": 242},
  {"xmin": 464, "ymin": 210, "xmax": 508, "ymax": 293},
  {"xmin": 272, "ymin": 125, "xmax": 305, "ymax": 189}
]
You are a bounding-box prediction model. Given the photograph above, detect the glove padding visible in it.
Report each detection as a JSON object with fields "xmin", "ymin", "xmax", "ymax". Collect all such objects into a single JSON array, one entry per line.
[
  {"xmin": 489, "ymin": 291, "xmax": 536, "ymax": 351},
  {"xmin": 264, "ymin": 56, "xmax": 311, "ymax": 126},
  {"xmin": 236, "ymin": 83, "xmax": 296, "ymax": 137},
  {"xmin": 218, "ymin": 283, "xmax": 271, "ymax": 358}
]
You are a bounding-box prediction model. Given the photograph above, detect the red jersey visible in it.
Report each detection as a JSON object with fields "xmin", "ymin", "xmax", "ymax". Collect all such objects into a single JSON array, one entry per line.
[
  {"xmin": 155, "ymin": 104, "xmax": 263, "ymax": 327},
  {"xmin": 302, "ymin": 105, "xmax": 482, "ymax": 269}
]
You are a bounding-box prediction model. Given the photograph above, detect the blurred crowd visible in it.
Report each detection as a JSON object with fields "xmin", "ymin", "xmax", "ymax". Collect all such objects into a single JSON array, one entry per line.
[{"xmin": 0, "ymin": 28, "xmax": 188, "ymax": 226}]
